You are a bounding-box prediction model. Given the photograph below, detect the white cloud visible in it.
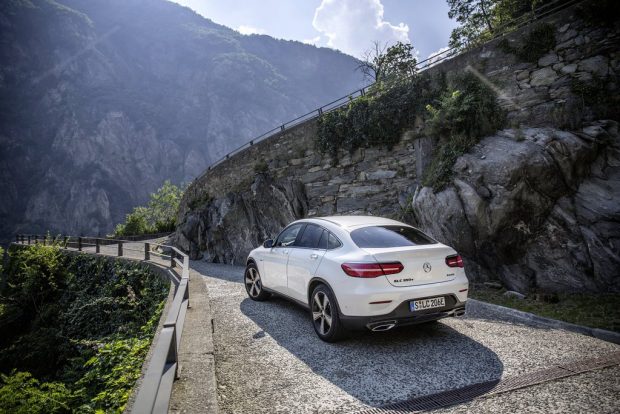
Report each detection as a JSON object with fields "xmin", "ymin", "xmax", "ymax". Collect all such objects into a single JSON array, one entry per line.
[
  {"xmin": 302, "ymin": 36, "xmax": 322, "ymax": 45},
  {"xmin": 312, "ymin": 0, "xmax": 410, "ymax": 58},
  {"xmin": 237, "ymin": 25, "xmax": 265, "ymax": 35},
  {"xmin": 424, "ymin": 46, "xmax": 451, "ymax": 67}
]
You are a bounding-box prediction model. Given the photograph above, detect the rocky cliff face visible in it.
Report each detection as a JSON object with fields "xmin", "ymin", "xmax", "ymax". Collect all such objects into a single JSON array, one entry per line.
[
  {"xmin": 173, "ymin": 2, "xmax": 619, "ymax": 293},
  {"xmin": 411, "ymin": 121, "xmax": 620, "ymax": 294},
  {"xmin": 175, "ymin": 174, "xmax": 308, "ymax": 264},
  {"xmin": 0, "ymin": 0, "xmax": 363, "ymax": 240}
]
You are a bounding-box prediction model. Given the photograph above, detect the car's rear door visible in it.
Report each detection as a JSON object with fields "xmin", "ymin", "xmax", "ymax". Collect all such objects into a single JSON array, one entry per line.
[{"xmin": 286, "ymin": 224, "xmax": 327, "ymax": 304}]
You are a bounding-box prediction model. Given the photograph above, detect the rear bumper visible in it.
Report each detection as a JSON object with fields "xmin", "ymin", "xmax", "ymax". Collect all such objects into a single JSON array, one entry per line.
[{"xmin": 339, "ymin": 295, "xmax": 467, "ymax": 331}]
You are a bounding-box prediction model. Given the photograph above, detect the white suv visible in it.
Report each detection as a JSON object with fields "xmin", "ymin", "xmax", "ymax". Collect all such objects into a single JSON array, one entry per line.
[{"xmin": 244, "ymin": 216, "xmax": 468, "ymax": 342}]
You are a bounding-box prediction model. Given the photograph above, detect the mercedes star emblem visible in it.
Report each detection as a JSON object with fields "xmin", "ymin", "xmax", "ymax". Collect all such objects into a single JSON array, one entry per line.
[{"xmin": 423, "ymin": 262, "xmax": 432, "ymax": 273}]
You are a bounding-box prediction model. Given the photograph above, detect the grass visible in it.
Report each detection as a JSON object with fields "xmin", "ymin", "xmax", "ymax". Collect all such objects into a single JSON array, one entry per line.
[{"xmin": 470, "ymin": 284, "xmax": 620, "ymax": 333}]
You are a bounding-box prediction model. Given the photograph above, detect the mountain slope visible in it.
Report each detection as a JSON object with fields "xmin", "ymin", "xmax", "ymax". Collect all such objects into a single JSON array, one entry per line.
[{"xmin": 0, "ymin": 0, "xmax": 363, "ymax": 239}]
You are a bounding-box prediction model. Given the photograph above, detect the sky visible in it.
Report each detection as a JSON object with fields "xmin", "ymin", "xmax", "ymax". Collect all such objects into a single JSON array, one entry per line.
[{"xmin": 169, "ymin": 0, "xmax": 459, "ymax": 60}]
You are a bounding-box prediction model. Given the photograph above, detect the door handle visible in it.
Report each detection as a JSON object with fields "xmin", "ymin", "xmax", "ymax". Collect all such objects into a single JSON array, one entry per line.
[{"xmin": 310, "ymin": 253, "xmax": 318, "ymax": 259}]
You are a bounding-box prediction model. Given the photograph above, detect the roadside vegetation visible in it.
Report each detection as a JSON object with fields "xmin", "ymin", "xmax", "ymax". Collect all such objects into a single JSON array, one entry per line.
[
  {"xmin": 316, "ymin": 41, "xmax": 505, "ymax": 191},
  {"xmin": 470, "ymin": 284, "xmax": 620, "ymax": 332},
  {"xmin": 114, "ymin": 180, "xmax": 185, "ymax": 237},
  {"xmin": 0, "ymin": 243, "xmax": 168, "ymax": 413}
]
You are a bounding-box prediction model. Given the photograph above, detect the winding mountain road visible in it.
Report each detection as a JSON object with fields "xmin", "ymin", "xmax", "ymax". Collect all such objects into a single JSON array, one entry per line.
[{"xmin": 192, "ymin": 261, "xmax": 619, "ymax": 414}]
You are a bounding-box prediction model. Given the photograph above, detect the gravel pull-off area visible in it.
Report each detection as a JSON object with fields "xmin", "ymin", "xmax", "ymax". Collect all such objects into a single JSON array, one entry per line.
[{"xmin": 192, "ymin": 261, "xmax": 620, "ymax": 414}]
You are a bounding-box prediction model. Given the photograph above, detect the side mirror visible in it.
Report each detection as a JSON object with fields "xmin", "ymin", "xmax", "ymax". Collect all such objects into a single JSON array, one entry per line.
[{"xmin": 263, "ymin": 239, "xmax": 274, "ymax": 248}]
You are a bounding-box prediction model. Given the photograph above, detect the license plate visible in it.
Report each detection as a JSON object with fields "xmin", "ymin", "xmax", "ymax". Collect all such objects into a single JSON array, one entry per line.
[{"xmin": 410, "ymin": 297, "xmax": 445, "ymax": 312}]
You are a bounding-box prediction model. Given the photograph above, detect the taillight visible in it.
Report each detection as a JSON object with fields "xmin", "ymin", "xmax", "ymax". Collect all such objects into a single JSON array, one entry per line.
[
  {"xmin": 445, "ymin": 254, "xmax": 464, "ymax": 268},
  {"xmin": 341, "ymin": 262, "xmax": 403, "ymax": 278}
]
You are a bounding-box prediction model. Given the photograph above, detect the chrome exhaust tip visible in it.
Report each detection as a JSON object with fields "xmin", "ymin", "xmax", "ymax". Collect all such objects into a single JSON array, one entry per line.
[{"xmin": 368, "ymin": 320, "xmax": 397, "ymax": 332}]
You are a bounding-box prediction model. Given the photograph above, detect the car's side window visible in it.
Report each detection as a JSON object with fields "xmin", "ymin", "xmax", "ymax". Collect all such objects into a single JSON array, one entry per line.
[
  {"xmin": 275, "ymin": 224, "xmax": 305, "ymax": 247},
  {"xmin": 318, "ymin": 230, "xmax": 328, "ymax": 250},
  {"xmin": 327, "ymin": 233, "xmax": 342, "ymax": 250},
  {"xmin": 297, "ymin": 224, "xmax": 324, "ymax": 248}
]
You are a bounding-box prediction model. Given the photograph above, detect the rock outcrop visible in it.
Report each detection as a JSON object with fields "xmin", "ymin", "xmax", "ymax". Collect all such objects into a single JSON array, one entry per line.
[
  {"xmin": 173, "ymin": 174, "xmax": 308, "ymax": 263},
  {"xmin": 412, "ymin": 121, "xmax": 620, "ymax": 293},
  {"xmin": 0, "ymin": 0, "xmax": 362, "ymax": 241}
]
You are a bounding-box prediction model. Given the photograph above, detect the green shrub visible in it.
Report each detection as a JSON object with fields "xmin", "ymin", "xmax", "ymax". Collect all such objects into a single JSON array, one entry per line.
[
  {"xmin": 253, "ymin": 159, "xmax": 268, "ymax": 173},
  {"xmin": 0, "ymin": 371, "xmax": 76, "ymax": 414},
  {"xmin": 0, "ymin": 245, "xmax": 168, "ymax": 413},
  {"xmin": 422, "ymin": 71, "xmax": 505, "ymax": 190},
  {"xmin": 498, "ymin": 23, "xmax": 556, "ymax": 62},
  {"xmin": 316, "ymin": 74, "xmax": 438, "ymax": 157},
  {"xmin": 187, "ymin": 191, "xmax": 212, "ymax": 210},
  {"xmin": 114, "ymin": 181, "xmax": 184, "ymax": 236}
]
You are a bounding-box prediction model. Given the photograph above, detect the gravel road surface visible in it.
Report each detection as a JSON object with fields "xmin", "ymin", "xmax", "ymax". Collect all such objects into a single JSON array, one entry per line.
[{"xmin": 192, "ymin": 261, "xmax": 619, "ymax": 414}]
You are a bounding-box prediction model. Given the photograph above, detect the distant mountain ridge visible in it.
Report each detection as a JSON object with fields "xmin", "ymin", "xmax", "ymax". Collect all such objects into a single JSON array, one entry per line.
[{"xmin": 0, "ymin": 0, "xmax": 364, "ymax": 240}]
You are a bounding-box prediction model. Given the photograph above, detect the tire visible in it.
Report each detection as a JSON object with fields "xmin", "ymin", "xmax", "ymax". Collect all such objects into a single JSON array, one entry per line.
[
  {"xmin": 244, "ymin": 262, "xmax": 270, "ymax": 301},
  {"xmin": 310, "ymin": 284, "xmax": 346, "ymax": 342}
]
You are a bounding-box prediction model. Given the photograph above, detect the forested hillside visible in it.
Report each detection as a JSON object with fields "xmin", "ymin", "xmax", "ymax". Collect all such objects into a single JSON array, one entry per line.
[{"xmin": 0, "ymin": 0, "xmax": 363, "ymax": 240}]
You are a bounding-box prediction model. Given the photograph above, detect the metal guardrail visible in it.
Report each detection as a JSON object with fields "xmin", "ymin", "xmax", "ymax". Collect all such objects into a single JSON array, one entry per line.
[
  {"xmin": 14, "ymin": 234, "xmax": 190, "ymax": 414},
  {"xmin": 203, "ymin": 0, "xmax": 579, "ymax": 172}
]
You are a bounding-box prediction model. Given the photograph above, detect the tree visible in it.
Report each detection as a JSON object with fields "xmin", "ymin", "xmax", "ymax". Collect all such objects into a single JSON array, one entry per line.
[
  {"xmin": 447, "ymin": 0, "xmax": 549, "ymax": 49},
  {"xmin": 358, "ymin": 41, "xmax": 417, "ymax": 84},
  {"xmin": 448, "ymin": 0, "xmax": 498, "ymax": 49},
  {"xmin": 113, "ymin": 181, "xmax": 185, "ymax": 236},
  {"xmin": 146, "ymin": 180, "xmax": 184, "ymax": 231}
]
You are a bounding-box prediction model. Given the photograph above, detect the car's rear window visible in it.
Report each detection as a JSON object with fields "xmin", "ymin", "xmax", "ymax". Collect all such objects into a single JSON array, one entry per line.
[{"xmin": 350, "ymin": 225, "xmax": 436, "ymax": 248}]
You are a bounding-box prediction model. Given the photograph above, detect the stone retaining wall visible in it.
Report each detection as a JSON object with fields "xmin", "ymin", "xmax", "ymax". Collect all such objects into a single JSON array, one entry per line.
[{"xmin": 175, "ymin": 2, "xmax": 620, "ymax": 268}]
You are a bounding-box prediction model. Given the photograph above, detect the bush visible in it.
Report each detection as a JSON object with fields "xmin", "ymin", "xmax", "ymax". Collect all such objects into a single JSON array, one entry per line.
[
  {"xmin": 114, "ymin": 181, "xmax": 184, "ymax": 236},
  {"xmin": 422, "ymin": 71, "xmax": 505, "ymax": 190},
  {"xmin": 316, "ymin": 74, "xmax": 439, "ymax": 157},
  {"xmin": 498, "ymin": 23, "xmax": 556, "ymax": 62},
  {"xmin": 0, "ymin": 245, "xmax": 168, "ymax": 413},
  {"xmin": 0, "ymin": 372, "xmax": 76, "ymax": 414}
]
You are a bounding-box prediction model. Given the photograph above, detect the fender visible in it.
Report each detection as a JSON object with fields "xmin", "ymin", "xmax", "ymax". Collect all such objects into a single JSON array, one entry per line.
[{"xmin": 307, "ymin": 276, "xmax": 344, "ymax": 315}]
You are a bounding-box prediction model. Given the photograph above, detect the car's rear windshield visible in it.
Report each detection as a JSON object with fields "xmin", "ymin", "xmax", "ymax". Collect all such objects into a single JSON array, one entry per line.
[{"xmin": 350, "ymin": 225, "xmax": 437, "ymax": 248}]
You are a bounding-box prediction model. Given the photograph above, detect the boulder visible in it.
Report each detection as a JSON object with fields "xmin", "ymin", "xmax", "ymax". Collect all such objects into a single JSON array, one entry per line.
[{"xmin": 412, "ymin": 121, "xmax": 620, "ymax": 293}]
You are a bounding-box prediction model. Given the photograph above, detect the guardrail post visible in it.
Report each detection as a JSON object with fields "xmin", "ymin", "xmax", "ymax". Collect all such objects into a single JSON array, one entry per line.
[
  {"xmin": 145, "ymin": 242, "xmax": 150, "ymax": 261},
  {"xmin": 171, "ymin": 250, "xmax": 176, "ymax": 268},
  {"xmin": 15, "ymin": 235, "xmax": 19, "ymax": 243},
  {"xmin": 96, "ymin": 238, "xmax": 100, "ymax": 254},
  {"xmin": 164, "ymin": 323, "xmax": 179, "ymax": 379},
  {"xmin": 64, "ymin": 236, "xmax": 68, "ymax": 249},
  {"xmin": 27, "ymin": 235, "xmax": 31, "ymax": 245},
  {"xmin": 280, "ymin": 125, "xmax": 285, "ymax": 132},
  {"xmin": 318, "ymin": 107, "xmax": 323, "ymax": 116},
  {"xmin": 118, "ymin": 241, "xmax": 123, "ymax": 257},
  {"xmin": 360, "ymin": 88, "xmax": 365, "ymax": 96},
  {"xmin": 78, "ymin": 237, "xmax": 82, "ymax": 251}
]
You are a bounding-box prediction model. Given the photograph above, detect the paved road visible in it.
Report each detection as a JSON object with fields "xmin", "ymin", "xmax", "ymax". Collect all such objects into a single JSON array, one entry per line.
[{"xmin": 192, "ymin": 261, "xmax": 619, "ymax": 414}]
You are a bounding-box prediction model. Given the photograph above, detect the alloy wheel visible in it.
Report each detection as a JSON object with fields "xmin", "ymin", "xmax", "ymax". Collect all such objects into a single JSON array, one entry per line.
[
  {"xmin": 245, "ymin": 267, "xmax": 262, "ymax": 298},
  {"xmin": 312, "ymin": 291, "xmax": 332, "ymax": 336}
]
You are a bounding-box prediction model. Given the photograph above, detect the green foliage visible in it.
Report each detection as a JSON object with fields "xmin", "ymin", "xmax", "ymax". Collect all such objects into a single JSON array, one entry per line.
[
  {"xmin": 571, "ymin": 76, "xmax": 609, "ymax": 108},
  {"xmin": 422, "ymin": 71, "xmax": 505, "ymax": 190},
  {"xmin": 316, "ymin": 74, "xmax": 439, "ymax": 157},
  {"xmin": 359, "ymin": 41, "xmax": 418, "ymax": 83},
  {"xmin": 498, "ymin": 23, "xmax": 555, "ymax": 62},
  {"xmin": 448, "ymin": 0, "xmax": 553, "ymax": 49},
  {"xmin": 115, "ymin": 180, "xmax": 184, "ymax": 236},
  {"xmin": 253, "ymin": 159, "xmax": 269, "ymax": 174},
  {"xmin": 575, "ymin": 0, "xmax": 620, "ymax": 26},
  {"xmin": 0, "ymin": 372, "xmax": 76, "ymax": 414},
  {"xmin": 471, "ymin": 284, "xmax": 620, "ymax": 332},
  {"xmin": 0, "ymin": 245, "xmax": 168, "ymax": 413},
  {"xmin": 187, "ymin": 191, "xmax": 213, "ymax": 210}
]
